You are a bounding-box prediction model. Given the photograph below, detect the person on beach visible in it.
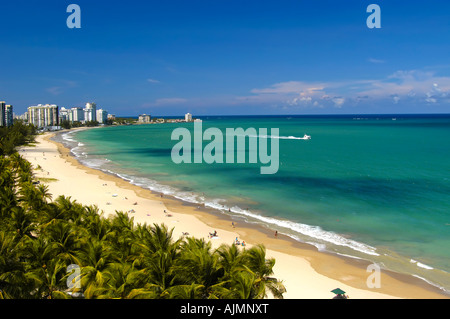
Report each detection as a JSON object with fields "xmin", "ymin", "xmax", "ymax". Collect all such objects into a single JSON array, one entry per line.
[
  {"xmin": 275, "ymin": 230, "xmax": 278, "ymax": 238},
  {"xmin": 209, "ymin": 230, "xmax": 218, "ymax": 238}
]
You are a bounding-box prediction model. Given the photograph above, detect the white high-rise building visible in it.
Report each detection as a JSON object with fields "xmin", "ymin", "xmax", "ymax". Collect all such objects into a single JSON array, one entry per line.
[
  {"xmin": 59, "ymin": 107, "xmax": 71, "ymax": 122},
  {"xmin": 185, "ymin": 113, "xmax": 192, "ymax": 122},
  {"xmin": 27, "ymin": 104, "xmax": 59, "ymax": 128},
  {"xmin": 84, "ymin": 102, "xmax": 97, "ymax": 123},
  {"xmin": 5, "ymin": 104, "xmax": 14, "ymax": 127},
  {"xmin": 138, "ymin": 114, "xmax": 151, "ymax": 123},
  {"xmin": 96, "ymin": 109, "xmax": 108, "ymax": 124},
  {"xmin": 71, "ymin": 107, "xmax": 84, "ymax": 122}
]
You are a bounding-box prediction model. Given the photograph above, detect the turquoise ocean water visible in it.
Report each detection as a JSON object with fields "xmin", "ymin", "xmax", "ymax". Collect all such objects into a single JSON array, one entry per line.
[{"xmin": 56, "ymin": 115, "xmax": 450, "ymax": 293}]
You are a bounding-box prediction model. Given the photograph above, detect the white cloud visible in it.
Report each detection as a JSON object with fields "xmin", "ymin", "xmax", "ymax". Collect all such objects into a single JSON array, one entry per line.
[
  {"xmin": 251, "ymin": 81, "xmax": 325, "ymax": 95},
  {"xmin": 46, "ymin": 86, "xmax": 63, "ymax": 95},
  {"xmin": 155, "ymin": 98, "xmax": 187, "ymax": 105},
  {"xmin": 242, "ymin": 69, "xmax": 450, "ymax": 109},
  {"xmin": 368, "ymin": 58, "xmax": 385, "ymax": 64},
  {"xmin": 45, "ymin": 80, "xmax": 77, "ymax": 96},
  {"xmin": 147, "ymin": 78, "xmax": 160, "ymax": 84},
  {"xmin": 332, "ymin": 97, "xmax": 345, "ymax": 108},
  {"xmin": 391, "ymin": 94, "xmax": 400, "ymax": 104},
  {"xmin": 432, "ymin": 83, "xmax": 441, "ymax": 92},
  {"xmin": 286, "ymin": 96, "xmax": 313, "ymax": 106}
]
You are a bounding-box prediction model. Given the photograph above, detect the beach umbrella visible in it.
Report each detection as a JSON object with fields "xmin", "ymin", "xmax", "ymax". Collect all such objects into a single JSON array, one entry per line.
[{"xmin": 331, "ymin": 288, "xmax": 346, "ymax": 295}]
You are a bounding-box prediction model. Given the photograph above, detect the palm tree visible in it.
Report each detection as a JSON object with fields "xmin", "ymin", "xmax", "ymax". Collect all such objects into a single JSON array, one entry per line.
[
  {"xmin": 128, "ymin": 224, "xmax": 182, "ymax": 297},
  {"xmin": 53, "ymin": 196, "xmax": 83, "ymax": 223},
  {"xmin": 163, "ymin": 283, "xmax": 205, "ymax": 299},
  {"xmin": 27, "ymin": 257, "xmax": 70, "ymax": 299},
  {"xmin": 0, "ymin": 161, "xmax": 15, "ymax": 191},
  {"xmin": 85, "ymin": 262, "xmax": 150, "ymax": 299},
  {"xmin": 134, "ymin": 223, "xmax": 179, "ymax": 254},
  {"xmin": 0, "ymin": 231, "xmax": 33, "ymax": 298},
  {"xmin": 10, "ymin": 153, "xmax": 33, "ymax": 185},
  {"xmin": 79, "ymin": 206, "xmax": 111, "ymax": 242},
  {"xmin": 40, "ymin": 219, "xmax": 84, "ymax": 266},
  {"xmin": 77, "ymin": 239, "xmax": 118, "ymax": 296},
  {"xmin": 18, "ymin": 182, "xmax": 48, "ymax": 212},
  {"xmin": 0, "ymin": 186, "xmax": 18, "ymax": 222},
  {"xmin": 36, "ymin": 184, "xmax": 52, "ymax": 202},
  {"xmin": 177, "ymin": 237, "xmax": 225, "ymax": 298},
  {"xmin": 107, "ymin": 212, "xmax": 136, "ymax": 260},
  {"xmin": 226, "ymin": 270, "xmax": 264, "ymax": 299},
  {"xmin": 8, "ymin": 206, "xmax": 36, "ymax": 239},
  {"xmin": 241, "ymin": 245, "xmax": 286, "ymax": 299},
  {"xmin": 216, "ymin": 243, "xmax": 245, "ymax": 276}
]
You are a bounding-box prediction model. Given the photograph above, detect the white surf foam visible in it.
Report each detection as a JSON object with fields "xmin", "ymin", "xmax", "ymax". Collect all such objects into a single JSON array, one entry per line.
[
  {"xmin": 221, "ymin": 208, "xmax": 379, "ymax": 256},
  {"xmin": 410, "ymin": 259, "xmax": 434, "ymax": 270}
]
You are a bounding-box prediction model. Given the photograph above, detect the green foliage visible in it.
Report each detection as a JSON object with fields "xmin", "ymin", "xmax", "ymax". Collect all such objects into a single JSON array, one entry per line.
[
  {"xmin": 0, "ymin": 155, "xmax": 286, "ymax": 299},
  {"xmin": 60, "ymin": 120, "xmax": 84, "ymax": 130},
  {"xmin": 0, "ymin": 122, "xmax": 37, "ymax": 156},
  {"xmin": 84, "ymin": 120, "xmax": 99, "ymax": 127}
]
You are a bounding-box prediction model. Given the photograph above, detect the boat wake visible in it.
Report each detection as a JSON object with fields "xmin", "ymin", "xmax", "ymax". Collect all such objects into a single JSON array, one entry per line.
[
  {"xmin": 270, "ymin": 134, "xmax": 311, "ymax": 140},
  {"xmin": 241, "ymin": 134, "xmax": 311, "ymax": 140}
]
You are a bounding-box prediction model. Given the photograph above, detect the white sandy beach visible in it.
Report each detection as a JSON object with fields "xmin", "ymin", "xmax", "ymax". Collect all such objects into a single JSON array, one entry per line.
[{"xmin": 18, "ymin": 132, "xmax": 448, "ymax": 299}]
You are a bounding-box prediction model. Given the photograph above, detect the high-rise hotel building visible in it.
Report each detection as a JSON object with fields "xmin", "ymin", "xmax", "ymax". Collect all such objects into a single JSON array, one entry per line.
[
  {"xmin": 71, "ymin": 107, "xmax": 84, "ymax": 122},
  {"xmin": 84, "ymin": 102, "xmax": 96, "ymax": 123},
  {"xmin": 0, "ymin": 101, "xmax": 14, "ymax": 127},
  {"xmin": 5, "ymin": 104, "xmax": 13, "ymax": 127},
  {"xmin": 28, "ymin": 104, "xmax": 59, "ymax": 128},
  {"xmin": 96, "ymin": 108, "xmax": 108, "ymax": 124},
  {"xmin": 0, "ymin": 101, "xmax": 5, "ymax": 126}
]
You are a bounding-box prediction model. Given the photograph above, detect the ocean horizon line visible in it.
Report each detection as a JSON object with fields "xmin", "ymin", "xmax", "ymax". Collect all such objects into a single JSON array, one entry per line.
[{"xmin": 116, "ymin": 113, "xmax": 450, "ymax": 119}]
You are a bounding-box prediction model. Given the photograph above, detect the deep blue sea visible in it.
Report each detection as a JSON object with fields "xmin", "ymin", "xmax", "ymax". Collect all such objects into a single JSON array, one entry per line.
[{"xmin": 56, "ymin": 114, "xmax": 450, "ymax": 292}]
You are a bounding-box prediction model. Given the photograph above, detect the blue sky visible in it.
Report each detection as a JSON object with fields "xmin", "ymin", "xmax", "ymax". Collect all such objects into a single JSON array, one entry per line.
[{"xmin": 1, "ymin": 0, "xmax": 449, "ymax": 116}]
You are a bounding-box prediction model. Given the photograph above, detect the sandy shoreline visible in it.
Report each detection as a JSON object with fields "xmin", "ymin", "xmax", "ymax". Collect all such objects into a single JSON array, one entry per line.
[{"xmin": 18, "ymin": 130, "xmax": 449, "ymax": 299}]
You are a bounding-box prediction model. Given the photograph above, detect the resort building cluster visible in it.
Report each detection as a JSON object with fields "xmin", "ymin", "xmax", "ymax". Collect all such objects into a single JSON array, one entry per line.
[
  {"xmin": 27, "ymin": 102, "xmax": 110, "ymax": 129},
  {"xmin": 2, "ymin": 98, "xmax": 198, "ymax": 130},
  {"xmin": 138, "ymin": 112, "xmax": 201, "ymax": 124},
  {"xmin": 4, "ymin": 102, "xmax": 111, "ymax": 130}
]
